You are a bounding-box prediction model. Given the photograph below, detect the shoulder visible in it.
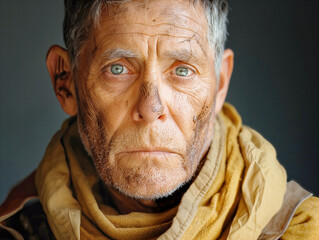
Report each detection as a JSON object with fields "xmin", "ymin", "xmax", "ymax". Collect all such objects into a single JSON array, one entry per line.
[
  {"xmin": 281, "ymin": 196, "xmax": 319, "ymax": 240},
  {"xmin": 1, "ymin": 200, "xmax": 54, "ymax": 240},
  {"xmin": 0, "ymin": 171, "xmax": 55, "ymax": 239},
  {"xmin": 238, "ymin": 126, "xmax": 319, "ymax": 239}
]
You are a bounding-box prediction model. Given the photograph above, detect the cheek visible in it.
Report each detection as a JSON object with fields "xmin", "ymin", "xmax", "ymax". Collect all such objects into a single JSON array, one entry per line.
[
  {"xmin": 168, "ymin": 80, "xmax": 215, "ymax": 140},
  {"xmin": 89, "ymin": 94, "xmax": 132, "ymax": 139}
]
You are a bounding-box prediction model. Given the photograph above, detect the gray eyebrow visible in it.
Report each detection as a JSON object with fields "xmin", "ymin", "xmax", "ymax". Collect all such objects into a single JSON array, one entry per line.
[
  {"xmin": 101, "ymin": 48, "xmax": 139, "ymax": 60},
  {"xmin": 163, "ymin": 49, "xmax": 200, "ymax": 65}
]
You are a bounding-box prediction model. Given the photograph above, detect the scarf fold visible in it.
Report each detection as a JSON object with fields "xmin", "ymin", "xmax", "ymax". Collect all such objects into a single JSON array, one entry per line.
[{"xmin": 35, "ymin": 103, "xmax": 287, "ymax": 240}]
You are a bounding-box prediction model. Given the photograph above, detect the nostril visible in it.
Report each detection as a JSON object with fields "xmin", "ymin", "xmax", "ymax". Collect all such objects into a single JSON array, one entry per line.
[{"xmin": 158, "ymin": 112, "xmax": 166, "ymax": 121}]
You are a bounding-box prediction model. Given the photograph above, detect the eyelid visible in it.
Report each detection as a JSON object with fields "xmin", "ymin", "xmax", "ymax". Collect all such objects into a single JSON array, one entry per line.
[
  {"xmin": 173, "ymin": 59, "xmax": 197, "ymax": 71},
  {"xmin": 173, "ymin": 64, "xmax": 196, "ymax": 77},
  {"xmin": 101, "ymin": 61, "xmax": 132, "ymax": 75}
]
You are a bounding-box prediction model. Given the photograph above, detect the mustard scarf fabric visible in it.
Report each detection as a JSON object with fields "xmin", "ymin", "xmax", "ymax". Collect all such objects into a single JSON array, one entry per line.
[{"xmin": 35, "ymin": 104, "xmax": 288, "ymax": 240}]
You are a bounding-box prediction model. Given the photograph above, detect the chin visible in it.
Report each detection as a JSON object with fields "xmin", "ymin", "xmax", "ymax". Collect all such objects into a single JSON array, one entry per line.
[
  {"xmin": 112, "ymin": 178, "xmax": 188, "ymax": 200},
  {"xmin": 93, "ymin": 149, "xmax": 192, "ymax": 200},
  {"xmin": 101, "ymin": 161, "xmax": 191, "ymax": 200}
]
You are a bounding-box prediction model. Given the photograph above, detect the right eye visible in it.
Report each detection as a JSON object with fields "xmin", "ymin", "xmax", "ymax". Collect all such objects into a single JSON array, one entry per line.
[
  {"xmin": 108, "ymin": 64, "xmax": 129, "ymax": 75},
  {"xmin": 175, "ymin": 67, "xmax": 192, "ymax": 77}
]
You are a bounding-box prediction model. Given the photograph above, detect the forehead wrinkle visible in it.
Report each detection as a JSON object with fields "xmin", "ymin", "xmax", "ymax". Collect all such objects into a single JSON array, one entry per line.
[
  {"xmin": 103, "ymin": 32, "xmax": 198, "ymax": 40},
  {"xmin": 96, "ymin": 33, "xmax": 207, "ymax": 65},
  {"xmin": 158, "ymin": 7, "xmax": 203, "ymax": 28},
  {"xmin": 108, "ymin": 0, "xmax": 204, "ymax": 26},
  {"xmin": 97, "ymin": 28, "xmax": 201, "ymax": 43},
  {"xmin": 105, "ymin": 22, "xmax": 203, "ymax": 37}
]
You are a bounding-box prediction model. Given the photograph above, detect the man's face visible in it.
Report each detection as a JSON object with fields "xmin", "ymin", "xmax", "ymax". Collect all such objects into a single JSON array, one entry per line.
[{"xmin": 75, "ymin": 0, "xmax": 218, "ymax": 199}]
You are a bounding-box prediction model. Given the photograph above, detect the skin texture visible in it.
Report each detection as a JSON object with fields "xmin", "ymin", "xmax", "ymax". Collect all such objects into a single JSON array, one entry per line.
[{"xmin": 46, "ymin": 0, "xmax": 234, "ymax": 212}]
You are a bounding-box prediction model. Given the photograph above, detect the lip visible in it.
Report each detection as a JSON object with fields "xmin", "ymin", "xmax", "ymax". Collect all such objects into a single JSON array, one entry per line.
[{"xmin": 117, "ymin": 148, "xmax": 180, "ymax": 156}]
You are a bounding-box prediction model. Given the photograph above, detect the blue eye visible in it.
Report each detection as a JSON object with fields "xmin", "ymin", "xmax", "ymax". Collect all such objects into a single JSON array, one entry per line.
[
  {"xmin": 110, "ymin": 64, "xmax": 124, "ymax": 75},
  {"xmin": 176, "ymin": 67, "xmax": 190, "ymax": 77}
]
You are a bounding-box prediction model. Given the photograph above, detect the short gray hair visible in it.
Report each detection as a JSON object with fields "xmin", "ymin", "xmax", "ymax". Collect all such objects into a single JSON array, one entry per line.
[{"xmin": 63, "ymin": 0, "xmax": 229, "ymax": 77}]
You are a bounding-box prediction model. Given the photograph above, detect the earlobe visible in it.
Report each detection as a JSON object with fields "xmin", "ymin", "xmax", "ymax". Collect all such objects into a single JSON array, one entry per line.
[
  {"xmin": 215, "ymin": 49, "xmax": 234, "ymax": 114},
  {"xmin": 46, "ymin": 45, "xmax": 78, "ymax": 116}
]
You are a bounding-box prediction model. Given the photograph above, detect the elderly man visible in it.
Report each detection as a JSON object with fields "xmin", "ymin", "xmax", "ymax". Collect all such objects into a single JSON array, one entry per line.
[{"xmin": 0, "ymin": 0, "xmax": 318, "ymax": 239}]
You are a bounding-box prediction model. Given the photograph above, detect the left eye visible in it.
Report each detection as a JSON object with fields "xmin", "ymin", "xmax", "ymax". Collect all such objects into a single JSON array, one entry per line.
[
  {"xmin": 108, "ymin": 64, "xmax": 129, "ymax": 75},
  {"xmin": 175, "ymin": 67, "xmax": 191, "ymax": 77}
]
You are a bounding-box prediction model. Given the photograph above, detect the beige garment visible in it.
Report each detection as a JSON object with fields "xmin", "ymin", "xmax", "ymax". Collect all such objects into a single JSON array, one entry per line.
[
  {"xmin": 258, "ymin": 180, "xmax": 312, "ymax": 240},
  {"xmin": 35, "ymin": 103, "xmax": 289, "ymax": 240},
  {"xmin": 281, "ymin": 196, "xmax": 319, "ymax": 240}
]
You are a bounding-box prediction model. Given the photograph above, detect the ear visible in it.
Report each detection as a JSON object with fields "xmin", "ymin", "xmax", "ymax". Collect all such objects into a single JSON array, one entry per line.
[
  {"xmin": 215, "ymin": 49, "xmax": 234, "ymax": 114},
  {"xmin": 46, "ymin": 45, "xmax": 78, "ymax": 116}
]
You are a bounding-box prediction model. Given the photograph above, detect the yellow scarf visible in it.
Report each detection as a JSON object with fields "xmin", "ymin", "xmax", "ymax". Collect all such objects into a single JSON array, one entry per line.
[{"xmin": 35, "ymin": 103, "xmax": 287, "ymax": 240}]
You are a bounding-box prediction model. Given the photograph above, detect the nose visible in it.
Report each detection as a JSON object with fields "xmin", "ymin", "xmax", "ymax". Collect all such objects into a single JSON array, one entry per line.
[{"xmin": 132, "ymin": 82, "xmax": 165, "ymax": 123}]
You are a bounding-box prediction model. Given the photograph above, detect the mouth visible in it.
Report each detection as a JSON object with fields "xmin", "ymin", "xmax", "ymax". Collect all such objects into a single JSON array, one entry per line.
[{"xmin": 116, "ymin": 148, "xmax": 181, "ymax": 157}]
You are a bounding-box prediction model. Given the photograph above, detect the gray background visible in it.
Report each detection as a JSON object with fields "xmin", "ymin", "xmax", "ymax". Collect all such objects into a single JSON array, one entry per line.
[{"xmin": 1, "ymin": 0, "xmax": 318, "ymax": 203}]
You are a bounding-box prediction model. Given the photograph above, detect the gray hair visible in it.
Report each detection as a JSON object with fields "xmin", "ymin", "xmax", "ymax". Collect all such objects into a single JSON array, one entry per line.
[{"xmin": 63, "ymin": 0, "xmax": 229, "ymax": 77}]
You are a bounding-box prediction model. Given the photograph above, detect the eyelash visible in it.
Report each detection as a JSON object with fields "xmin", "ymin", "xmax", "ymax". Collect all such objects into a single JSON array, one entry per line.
[
  {"xmin": 175, "ymin": 66, "xmax": 194, "ymax": 76},
  {"xmin": 102, "ymin": 63, "xmax": 130, "ymax": 75}
]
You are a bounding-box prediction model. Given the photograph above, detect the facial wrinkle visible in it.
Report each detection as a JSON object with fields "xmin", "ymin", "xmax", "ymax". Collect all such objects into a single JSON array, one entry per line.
[
  {"xmin": 110, "ymin": 32, "xmax": 194, "ymax": 42},
  {"xmin": 91, "ymin": 36, "xmax": 98, "ymax": 57},
  {"xmin": 165, "ymin": 92, "xmax": 191, "ymax": 138},
  {"xmin": 78, "ymin": 96, "xmax": 97, "ymax": 157},
  {"xmin": 107, "ymin": 0, "xmax": 203, "ymax": 27},
  {"xmin": 97, "ymin": 22, "xmax": 202, "ymax": 42},
  {"xmin": 158, "ymin": 4, "xmax": 203, "ymax": 26},
  {"xmin": 107, "ymin": 22, "xmax": 203, "ymax": 36},
  {"xmin": 81, "ymin": 100, "xmax": 111, "ymax": 174},
  {"xmin": 77, "ymin": 77, "xmax": 110, "ymax": 160},
  {"xmin": 113, "ymin": 31, "xmax": 205, "ymax": 60},
  {"xmin": 185, "ymin": 98, "xmax": 216, "ymax": 178},
  {"xmin": 178, "ymin": 32, "xmax": 207, "ymax": 59},
  {"xmin": 197, "ymin": 99, "xmax": 213, "ymax": 125},
  {"xmin": 186, "ymin": 94, "xmax": 216, "ymax": 173},
  {"xmin": 92, "ymin": 112, "xmax": 108, "ymax": 161}
]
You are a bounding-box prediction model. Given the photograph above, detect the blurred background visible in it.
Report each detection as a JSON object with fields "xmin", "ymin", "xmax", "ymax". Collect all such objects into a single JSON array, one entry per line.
[{"xmin": 1, "ymin": 0, "xmax": 318, "ymax": 203}]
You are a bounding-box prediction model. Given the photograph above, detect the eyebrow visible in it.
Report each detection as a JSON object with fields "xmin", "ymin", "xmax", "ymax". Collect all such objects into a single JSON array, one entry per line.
[
  {"xmin": 100, "ymin": 48, "xmax": 139, "ymax": 60},
  {"xmin": 163, "ymin": 49, "xmax": 201, "ymax": 65}
]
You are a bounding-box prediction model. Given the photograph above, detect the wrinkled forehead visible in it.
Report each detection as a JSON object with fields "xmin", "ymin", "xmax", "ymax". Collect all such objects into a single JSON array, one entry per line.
[
  {"xmin": 93, "ymin": 0, "xmax": 209, "ymax": 49},
  {"xmin": 103, "ymin": 0, "xmax": 207, "ymax": 26}
]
